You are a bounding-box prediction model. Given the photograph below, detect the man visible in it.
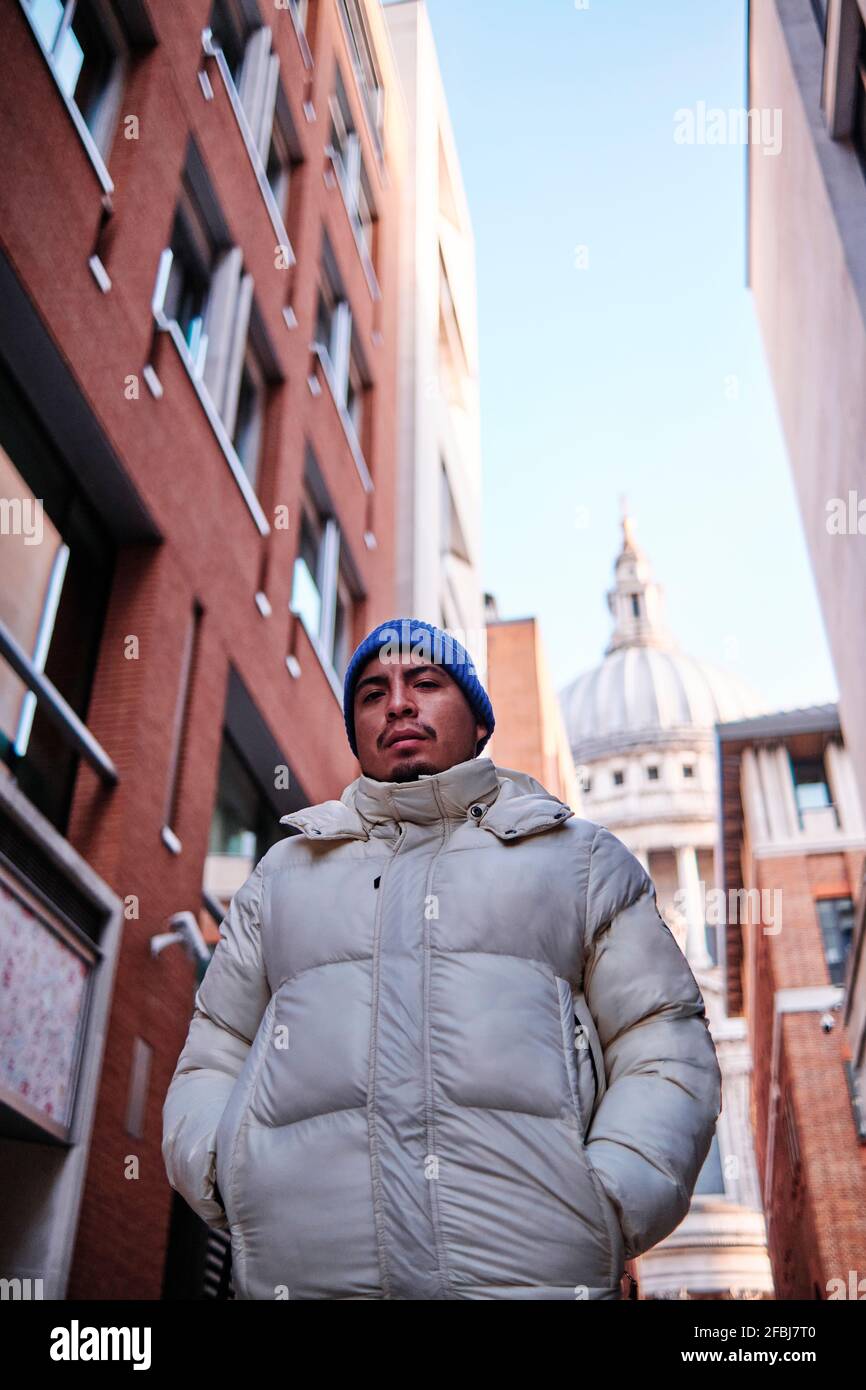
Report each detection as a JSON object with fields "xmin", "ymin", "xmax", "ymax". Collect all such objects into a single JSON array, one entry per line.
[{"xmin": 162, "ymin": 617, "xmax": 722, "ymax": 1300}]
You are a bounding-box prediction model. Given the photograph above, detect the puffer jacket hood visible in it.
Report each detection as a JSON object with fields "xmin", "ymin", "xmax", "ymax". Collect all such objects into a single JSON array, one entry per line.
[{"xmin": 162, "ymin": 755, "xmax": 722, "ymax": 1300}]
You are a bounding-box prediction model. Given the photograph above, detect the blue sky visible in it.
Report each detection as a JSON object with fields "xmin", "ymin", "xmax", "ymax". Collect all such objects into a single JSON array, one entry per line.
[{"xmin": 418, "ymin": 0, "xmax": 837, "ymax": 713}]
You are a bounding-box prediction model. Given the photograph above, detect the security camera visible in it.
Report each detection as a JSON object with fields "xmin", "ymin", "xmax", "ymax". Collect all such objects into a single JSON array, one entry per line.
[
  {"xmin": 151, "ymin": 910, "xmax": 213, "ymax": 966},
  {"xmin": 820, "ymin": 1013, "xmax": 835, "ymax": 1034}
]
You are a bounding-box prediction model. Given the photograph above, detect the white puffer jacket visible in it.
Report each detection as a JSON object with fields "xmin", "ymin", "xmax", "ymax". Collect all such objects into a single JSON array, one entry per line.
[{"xmin": 162, "ymin": 756, "xmax": 722, "ymax": 1299}]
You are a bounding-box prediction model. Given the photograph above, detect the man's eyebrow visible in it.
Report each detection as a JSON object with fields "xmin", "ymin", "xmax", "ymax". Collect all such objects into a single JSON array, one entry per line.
[{"xmin": 355, "ymin": 664, "xmax": 444, "ymax": 694}]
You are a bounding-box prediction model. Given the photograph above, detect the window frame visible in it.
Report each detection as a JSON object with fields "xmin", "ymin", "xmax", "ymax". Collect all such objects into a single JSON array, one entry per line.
[
  {"xmin": 151, "ymin": 150, "xmax": 272, "ymax": 533},
  {"xmin": 231, "ymin": 342, "xmax": 267, "ymax": 490},
  {"xmin": 202, "ymin": 3, "xmax": 296, "ymax": 263},
  {"xmin": 789, "ymin": 751, "xmax": 837, "ymax": 827},
  {"xmin": 311, "ymin": 241, "xmax": 372, "ymax": 489},
  {"xmin": 337, "ymin": 0, "xmax": 384, "ymax": 160},
  {"xmin": 19, "ymin": 0, "xmax": 130, "ymax": 193},
  {"xmin": 327, "ymin": 65, "xmax": 380, "ymax": 297},
  {"xmin": 816, "ymin": 895, "xmax": 856, "ymax": 986},
  {"xmin": 290, "ymin": 486, "xmax": 357, "ymax": 689}
]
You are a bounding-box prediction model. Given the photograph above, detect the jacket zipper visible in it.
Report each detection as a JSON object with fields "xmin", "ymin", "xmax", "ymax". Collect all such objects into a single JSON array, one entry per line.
[
  {"xmin": 366, "ymin": 821, "xmax": 406, "ymax": 1298},
  {"xmin": 424, "ymin": 783, "xmax": 455, "ymax": 1298},
  {"xmin": 574, "ymin": 1017, "xmax": 600, "ymax": 1120}
]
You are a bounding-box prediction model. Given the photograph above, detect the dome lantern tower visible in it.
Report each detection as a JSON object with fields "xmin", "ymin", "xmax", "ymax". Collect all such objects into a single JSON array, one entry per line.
[{"xmin": 606, "ymin": 497, "xmax": 675, "ymax": 655}]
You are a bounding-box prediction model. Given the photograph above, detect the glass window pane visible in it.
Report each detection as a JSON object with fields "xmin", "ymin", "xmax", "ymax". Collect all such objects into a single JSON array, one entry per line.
[
  {"xmin": 209, "ymin": 739, "xmax": 260, "ymax": 856},
  {"xmin": 233, "ymin": 361, "xmax": 263, "ymax": 489},
  {"xmin": 26, "ymin": 0, "xmax": 65, "ymax": 52},
  {"xmin": 332, "ymin": 578, "xmax": 351, "ymax": 679},
  {"xmin": 53, "ymin": 22, "xmax": 85, "ymax": 100},
  {"xmin": 315, "ymin": 291, "xmax": 333, "ymax": 352},
  {"xmin": 791, "ymin": 756, "xmax": 831, "ymax": 812},
  {"xmin": 66, "ymin": 0, "xmax": 116, "ymax": 135},
  {"xmin": 204, "ymin": 737, "xmax": 284, "ymax": 904},
  {"xmin": 208, "ymin": 0, "xmax": 245, "ymax": 85},
  {"xmin": 817, "ymin": 898, "xmax": 855, "ymax": 985},
  {"xmin": 796, "ymin": 781, "xmax": 830, "ymax": 811},
  {"xmin": 0, "ymin": 362, "xmax": 114, "ymax": 833},
  {"xmin": 266, "ymin": 134, "xmax": 290, "ymax": 217},
  {"xmin": 291, "ymin": 557, "xmax": 322, "ymax": 638},
  {"xmin": 164, "ymin": 207, "xmax": 212, "ymax": 351}
]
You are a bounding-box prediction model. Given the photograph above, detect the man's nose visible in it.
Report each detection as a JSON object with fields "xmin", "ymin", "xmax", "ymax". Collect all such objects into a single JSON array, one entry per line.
[{"xmin": 384, "ymin": 682, "xmax": 417, "ymax": 719}]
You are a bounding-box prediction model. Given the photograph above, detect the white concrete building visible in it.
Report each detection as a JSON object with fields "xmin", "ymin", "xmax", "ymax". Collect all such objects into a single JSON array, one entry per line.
[
  {"xmin": 746, "ymin": 0, "xmax": 866, "ymax": 1182},
  {"xmin": 382, "ymin": 0, "xmax": 486, "ymax": 675},
  {"xmin": 559, "ymin": 514, "xmax": 776, "ymax": 1298}
]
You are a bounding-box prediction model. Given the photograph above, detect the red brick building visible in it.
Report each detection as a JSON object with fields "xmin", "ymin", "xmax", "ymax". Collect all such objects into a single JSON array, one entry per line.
[
  {"xmin": 483, "ymin": 607, "xmax": 580, "ymax": 810},
  {"xmin": 0, "ymin": 0, "xmax": 405, "ymax": 1298},
  {"xmin": 718, "ymin": 704, "xmax": 866, "ymax": 1298}
]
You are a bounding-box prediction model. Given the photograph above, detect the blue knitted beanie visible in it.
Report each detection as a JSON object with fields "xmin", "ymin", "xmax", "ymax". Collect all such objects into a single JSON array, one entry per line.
[{"xmin": 343, "ymin": 617, "xmax": 495, "ymax": 759}]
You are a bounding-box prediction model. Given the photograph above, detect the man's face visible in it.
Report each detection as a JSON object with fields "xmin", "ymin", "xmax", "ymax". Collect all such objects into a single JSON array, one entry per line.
[{"xmin": 352, "ymin": 652, "xmax": 488, "ymax": 782}]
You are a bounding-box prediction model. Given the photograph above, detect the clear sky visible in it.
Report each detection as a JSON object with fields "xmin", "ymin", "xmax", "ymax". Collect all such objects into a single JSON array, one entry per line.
[{"xmin": 417, "ymin": 0, "xmax": 838, "ymax": 714}]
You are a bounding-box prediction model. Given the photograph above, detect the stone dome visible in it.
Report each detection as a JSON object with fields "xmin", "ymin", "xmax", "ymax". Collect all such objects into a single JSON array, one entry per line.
[{"xmin": 559, "ymin": 513, "xmax": 767, "ymax": 761}]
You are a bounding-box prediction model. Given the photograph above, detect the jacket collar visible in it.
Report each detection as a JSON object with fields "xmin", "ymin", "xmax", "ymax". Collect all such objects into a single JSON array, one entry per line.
[{"xmin": 279, "ymin": 757, "xmax": 574, "ymax": 843}]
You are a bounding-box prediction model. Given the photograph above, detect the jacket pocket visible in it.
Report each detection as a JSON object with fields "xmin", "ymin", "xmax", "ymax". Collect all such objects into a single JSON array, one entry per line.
[
  {"xmin": 555, "ymin": 976, "xmax": 597, "ymax": 1140},
  {"xmin": 555, "ymin": 976, "xmax": 624, "ymax": 1285},
  {"xmin": 214, "ymin": 992, "xmax": 277, "ymax": 1230}
]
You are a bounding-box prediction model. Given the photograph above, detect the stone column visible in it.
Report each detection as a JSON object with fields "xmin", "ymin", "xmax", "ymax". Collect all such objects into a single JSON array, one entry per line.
[
  {"xmin": 675, "ymin": 843, "xmax": 713, "ymax": 969},
  {"xmin": 825, "ymin": 739, "xmax": 865, "ymax": 835}
]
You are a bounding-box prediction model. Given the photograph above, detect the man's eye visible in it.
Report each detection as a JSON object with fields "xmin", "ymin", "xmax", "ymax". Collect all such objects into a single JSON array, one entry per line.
[{"xmin": 364, "ymin": 681, "xmax": 437, "ymax": 703}]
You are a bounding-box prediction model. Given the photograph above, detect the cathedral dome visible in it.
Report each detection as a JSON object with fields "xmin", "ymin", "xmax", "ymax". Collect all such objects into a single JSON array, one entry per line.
[{"xmin": 559, "ymin": 513, "xmax": 767, "ymax": 761}]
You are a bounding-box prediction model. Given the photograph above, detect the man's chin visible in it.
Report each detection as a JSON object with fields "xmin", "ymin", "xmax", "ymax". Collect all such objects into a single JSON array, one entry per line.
[{"xmin": 387, "ymin": 758, "xmax": 440, "ymax": 782}]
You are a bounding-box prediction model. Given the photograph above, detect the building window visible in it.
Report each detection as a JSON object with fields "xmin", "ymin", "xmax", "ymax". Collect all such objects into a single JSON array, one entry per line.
[
  {"xmin": 346, "ymin": 348, "xmax": 365, "ymax": 442},
  {"xmin": 790, "ymin": 753, "xmax": 837, "ymax": 828},
  {"xmin": 630, "ymin": 593, "xmax": 640, "ymax": 618},
  {"xmin": 328, "ymin": 66, "xmax": 378, "ymax": 268},
  {"xmin": 0, "ymin": 361, "xmax": 114, "ymax": 833},
  {"xmin": 204, "ymin": 734, "xmax": 285, "ymax": 924},
  {"xmin": 683, "ymin": 763, "xmax": 695, "ymax": 778},
  {"xmin": 206, "ymin": 0, "xmax": 249, "ymax": 87},
  {"xmin": 313, "ymin": 245, "xmax": 370, "ymax": 460},
  {"xmin": 154, "ymin": 154, "xmax": 269, "ymax": 494},
  {"xmin": 290, "ymin": 481, "xmax": 357, "ymax": 682},
  {"xmin": 160, "ymin": 173, "xmax": 217, "ymax": 372},
  {"xmin": 164, "ymin": 602, "xmax": 203, "ymax": 837},
  {"xmin": 843, "ymin": 1058, "xmax": 866, "ymax": 1141},
  {"xmin": 816, "ymin": 897, "xmax": 855, "ymax": 985},
  {"xmin": 315, "ymin": 273, "xmax": 351, "ymax": 396},
  {"xmin": 613, "ymin": 769, "xmax": 624, "ymax": 787},
  {"xmin": 232, "ymin": 346, "xmax": 266, "ymax": 490},
  {"xmin": 21, "ymin": 0, "xmax": 128, "ymax": 159},
  {"xmin": 209, "ymin": 736, "xmax": 273, "ymax": 861},
  {"xmin": 291, "ymin": 505, "xmax": 323, "ymax": 639},
  {"xmin": 266, "ymin": 118, "xmax": 296, "ymax": 225},
  {"xmin": 204, "ymin": 5, "xmax": 301, "ymax": 244},
  {"xmin": 438, "ymin": 247, "xmax": 468, "ymax": 409},
  {"xmin": 646, "ymin": 765, "xmax": 659, "ymax": 781},
  {"xmin": 337, "ymin": 0, "xmax": 384, "ymax": 156},
  {"xmin": 440, "ymin": 460, "xmax": 471, "ymax": 565},
  {"xmin": 332, "ymin": 569, "xmax": 352, "ymax": 681}
]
